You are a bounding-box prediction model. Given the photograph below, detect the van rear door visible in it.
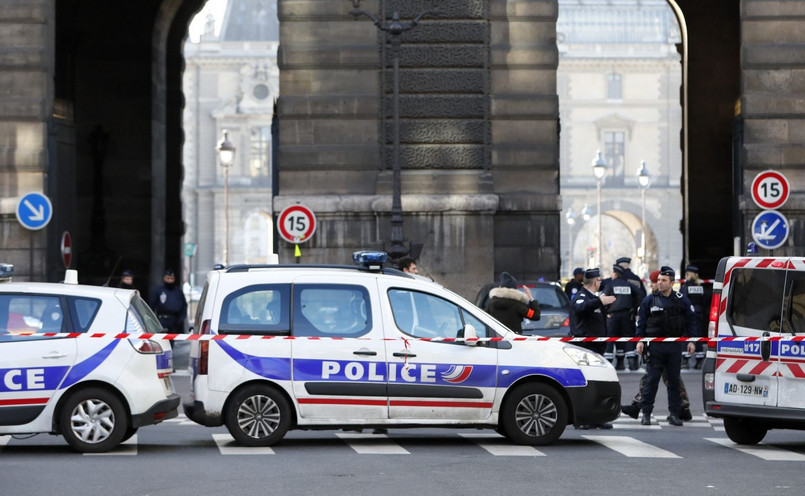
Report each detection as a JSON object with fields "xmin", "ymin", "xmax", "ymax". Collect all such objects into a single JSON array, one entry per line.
[
  {"xmin": 777, "ymin": 258, "xmax": 805, "ymax": 409},
  {"xmin": 715, "ymin": 257, "xmax": 786, "ymax": 407}
]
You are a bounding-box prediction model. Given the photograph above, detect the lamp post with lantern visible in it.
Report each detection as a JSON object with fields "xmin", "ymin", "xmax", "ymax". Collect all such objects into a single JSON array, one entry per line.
[
  {"xmin": 581, "ymin": 203, "xmax": 592, "ymax": 267},
  {"xmin": 217, "ymin": 130, "xmax": 236, "ymax": 266},
  {"xmin": 637, "ymin": 160, "xmax": 651, "ymax": 273},
  {"xmin": 591, "ymin": 151, "xmax": 607, "ymax": 267}
]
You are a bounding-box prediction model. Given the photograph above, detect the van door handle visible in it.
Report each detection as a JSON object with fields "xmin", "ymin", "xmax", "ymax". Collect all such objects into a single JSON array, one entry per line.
[
  {"xmin": 353, "ymin": 350, "xmax": 377, "ymax": 356},
  {"xmin": 393, "ymin": 351, "xmax": 416, "ymax": 358},
  {"xmin": 43, "ymin": 352, "xmax": 68, "ymax": 359},
  {"xmin": 761, "ymin": 331, "xmax": 771, "ymax": 361},
  {"xmin": 736, "ymin": 374, "xmax": 756, "ymax": 382}
]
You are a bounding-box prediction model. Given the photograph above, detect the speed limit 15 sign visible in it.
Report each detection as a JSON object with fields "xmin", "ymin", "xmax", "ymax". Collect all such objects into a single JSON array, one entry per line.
[
  {"xmin": 751, "ymin": 170, "xmax": 789, "ymax": 210},
  {"xmin": 277, "ymin": 204, "xmax": 317, "ymax": 244}
]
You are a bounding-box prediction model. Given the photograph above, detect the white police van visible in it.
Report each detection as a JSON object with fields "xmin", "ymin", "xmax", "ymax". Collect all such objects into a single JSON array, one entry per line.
[
  {"xmin": 703, "ymin": 256, "xmax": 805, "ymax": 444},
  {"xmin": 184, "ymin": 252, "xmax": 621, "ymax": 446},
  {"xmin": 0, "ymin": 276, "xmax": 180, "ymax": 452}
]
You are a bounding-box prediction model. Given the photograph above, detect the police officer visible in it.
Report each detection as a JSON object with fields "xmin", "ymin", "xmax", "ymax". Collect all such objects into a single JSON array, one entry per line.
[
  {"xmin": 564, "ymin": 267, "xmax": 584, "ymax": 301},
  {"xmin": 635, "ymin": 266, "xmax": 697, "ymax": 426},
  {"xmin": 485, "ymin": 271, "xmax": 540, "ymax": 334},
  {"xmin": 569, "ymin": 268, "xmax": 616, "ymax": 430},
  {"xmin": 149, "ymin": 268, "xmax": 187, "ymax": 334},
  {"xmin": 615, "ymin": 257, "xmax": 647, "ymax": 304},
  {"xmin": 119, "ymin": 269, "xmax": 135, "ymax": 290},
  {"xmin": 680, "ymin": 264, "xmax": 707, "ymax": 369},
  {"xmin": 603, "ymin": 265, "xmax": 639, "ymax": 370}
]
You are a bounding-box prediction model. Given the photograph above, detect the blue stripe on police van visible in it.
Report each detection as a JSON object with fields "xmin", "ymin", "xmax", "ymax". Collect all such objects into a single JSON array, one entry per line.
[
  {"xmin": 497, "ymin": 366, "xmax": 587, "ymax": 388},
  {"xmin": 156, "ymin": 348, "xmax": 173, "ymax": 371},
  {"xmin": 59, "ymin": 340, "xmax": 120, "ymax": 389},
  {"xmin": 215, "ymin": 340, "xmax": 292, "ymax": 380}
]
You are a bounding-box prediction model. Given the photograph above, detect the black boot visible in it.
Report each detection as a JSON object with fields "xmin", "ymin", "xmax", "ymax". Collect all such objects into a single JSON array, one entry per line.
[
  {"xmin": 641, "ymin": 413, "xmax": 651, "ymax": 425},
  {"xmin": 680, "ymin": 407, "xmax": 692, "ymax": 421},
  {"xmin": 667, "ymin": 414, "xmax": 683, "ymax": 426},
  {"xmin": 621, "ymin": 403, "xmax": 639, "ymax": 419}
]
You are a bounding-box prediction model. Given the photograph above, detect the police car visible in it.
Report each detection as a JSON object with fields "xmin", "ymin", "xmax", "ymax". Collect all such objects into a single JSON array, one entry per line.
[
  {"xmin": 0, "ymin": 273, "xmax": 180, "ymax": 452},
  {"xmin": 703, "ymin": 256, "xmax": 805, "ymax": 444},
  {"xmin": 184, "ymin": 252, "xmax": 621, "ymax": 446}
]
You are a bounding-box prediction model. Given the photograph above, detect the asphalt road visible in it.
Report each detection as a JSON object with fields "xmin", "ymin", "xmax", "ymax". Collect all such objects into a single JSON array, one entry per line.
[{"xmin": 2, "ymin": 365, "xmax": 804, "ymax": 496}]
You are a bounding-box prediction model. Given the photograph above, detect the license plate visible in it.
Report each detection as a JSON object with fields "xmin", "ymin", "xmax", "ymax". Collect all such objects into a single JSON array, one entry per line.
[{"xmin": 724, "ymin": 382, "xmax": 769, "ymax": 398}]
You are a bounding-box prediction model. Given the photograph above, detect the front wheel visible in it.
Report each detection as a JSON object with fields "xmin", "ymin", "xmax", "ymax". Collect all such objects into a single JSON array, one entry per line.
[
  {"xmin": 501, "ymin": 383, "xmax": 568, "ymax": 445},
  {"xmin": 723, "ymin": 417, "xmax": 767, "ymax": 445},
  {"xmin": 59, "ymin": 387, "xmax": 128, "ymax": 453},
  {"xmin": 225, "ymin": 385, "xmax": 291, "ymax": 446}
]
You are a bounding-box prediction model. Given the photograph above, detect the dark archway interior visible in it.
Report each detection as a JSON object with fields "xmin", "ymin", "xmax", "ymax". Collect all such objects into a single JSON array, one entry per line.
[{"xmin": 50, "ymin": 0, "xmax": 738, "ymax": 290}]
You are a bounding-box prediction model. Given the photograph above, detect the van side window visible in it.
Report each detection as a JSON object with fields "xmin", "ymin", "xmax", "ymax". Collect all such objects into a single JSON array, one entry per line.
[
  {"xmin": 785, "ymin": 274, "xmax": 805, "ymax": 334},
  {"xmin": 728, "ymin": 269, "xmax": 785, "ymax": 332},
  {"xmin": 219, "ymin": 284, "xmax": 290, "ymax": 335},
  {"xmin": 0, "ymin": 295, "xmax": 64, "ymax": 334},
  {"xmin": 388, "ymin": 289, "xmax": 491, "ymax": 341},
  {"xmin": 293, "ymin": 284, "xmax": 371, "ymax": 338}
]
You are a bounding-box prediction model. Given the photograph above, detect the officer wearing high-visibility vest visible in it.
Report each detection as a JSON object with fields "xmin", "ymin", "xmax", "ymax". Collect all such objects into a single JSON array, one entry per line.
[
  {"xmin": 602, "ymin": 264, "xmax": 640, "ymax": 371},
  {"xmin": 680, "ymin": 264, "xmax": 707, "ymax": 369},
  {"xmin": 635, "ymin": 266, "xmax": 697, "ymax": 426}
]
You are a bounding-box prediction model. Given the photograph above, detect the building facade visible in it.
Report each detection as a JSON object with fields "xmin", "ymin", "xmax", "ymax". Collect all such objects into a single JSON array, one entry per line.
[
  {"xmin": 558, "ymin": 0, "xmax": 684, "ymax": 278},
  {"xmin": 182, "ymin": 0, "xmax": 280, "ymax": 286}
]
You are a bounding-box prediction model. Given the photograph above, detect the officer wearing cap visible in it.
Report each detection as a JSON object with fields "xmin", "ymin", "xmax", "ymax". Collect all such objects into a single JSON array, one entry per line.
[
  {"xmin": 564, "ymin": 267, "xmax": 584, "ymax": 301},
  {"xmin": 569, "ymin": 268, "xmax": 617, "ymax": 430},
  {"xmin": 149, "ymin": 268, "xmax": 187, "ymax": 334},
  {"xmin": 680, "ymin": 264, "xmax": 707, "ymax": 369},
  {"xmin": 615, "ymin": 257, "xmax": 647, "ymax": 303},
  {"xmin": 635, "ymin": 266, "xmax": 697, "ymax": 426},
  {"xmin": 119, "ymin": 269, "xmax": 135, "ymax": 290},
  {"xmin": 602, "ymin": 264, "xmax": 640, "ymax": 371},
  {"xmin": 485, "ymin": 271, "xmax": 541, "ymax": 334}
]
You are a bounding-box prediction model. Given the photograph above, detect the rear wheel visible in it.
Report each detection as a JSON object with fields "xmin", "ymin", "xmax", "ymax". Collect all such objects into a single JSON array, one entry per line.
[
  {"xmin": 225, "ymin": 385, "xmax": 291, "ymax": 446},
  {"xmin": 59, "ymin": 387, "xmax": 128, "ymax": 453},
  {"xmin": 501, "ymin": 383, "xmax": 567, "ymax": 445},
  {"xmin": 723, "ymin": 417, "xmax": 767, "ymax": 445}
]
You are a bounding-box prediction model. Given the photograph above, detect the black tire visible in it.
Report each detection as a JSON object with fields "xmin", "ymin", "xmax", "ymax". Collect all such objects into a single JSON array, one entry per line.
[
  {"xmin": 501, "ymin": 383, "xmax": 568, "ymax": 446},
  {"xmin": 58, "ymin": 387, "xmax": 128, "ymax": 453},
  {"xmin": 723, "ymin": 417, "xmax": 767, "ymax": 445},
  {"xmin": 224, "ymin": 385, "xmax": 291, "ymax": 446},
  {"xmin": 121, "ymin": 427, "xmax": 138, "ymax": 443}
]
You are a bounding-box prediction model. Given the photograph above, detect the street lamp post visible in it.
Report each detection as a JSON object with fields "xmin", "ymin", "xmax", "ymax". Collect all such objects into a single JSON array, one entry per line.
[
  {"xmin": 581, "ymin": 203, "xmax": 592, "ymax": 267},
  {"xmin": 350, "ymin": 1, "xmax": 436, "ymax": 262},
  {"xmin": 592, "ymin": 150, "xmax": 607, "ymax": 268},
  {"xmin": 637, "ymin": 160, "xmax": 651, "ymax": 273},
  {"xmin": 565, "ymin": 207, "xmax": 575, "ymax": 273},
  {"xmin": 217, "ymin": 130, "xmax": 236, "ymax": 266}
]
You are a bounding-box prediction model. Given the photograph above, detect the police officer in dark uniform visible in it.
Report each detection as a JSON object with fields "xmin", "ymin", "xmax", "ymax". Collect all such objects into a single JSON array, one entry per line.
[
  {"xmin": 569, "ymin": 268, "xmax": 616, "ymax": 355},
  {"xmin": 615, "ymin": 257, "xmax": 647, "ymax": 304},
  {"xmin": 564, "ymin": 267, "xmax": 584, "ymax": 301},
  {"xmin": 680, "ymin": 264, "xmax": 707, "ymax": 369},
  {"xmin": 635, "ymin": 266, "xmax": 697, "ymax": 426},
  {"xmin": 569, "ymin": 268, "xmax": 616, "ymax": 430},
  {"xmin": 602, "ymin": 264, "xmax": 639, "ymax": 370},
  {"xmin": 149, "ymin": 268, "xmax": 187, "ymax": 334}
]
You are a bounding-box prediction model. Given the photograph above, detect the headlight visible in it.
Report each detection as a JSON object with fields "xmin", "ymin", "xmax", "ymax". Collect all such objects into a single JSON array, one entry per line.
[{"xmin": 563, "ymin": 346, "xmax": 609, "ymax": 367}]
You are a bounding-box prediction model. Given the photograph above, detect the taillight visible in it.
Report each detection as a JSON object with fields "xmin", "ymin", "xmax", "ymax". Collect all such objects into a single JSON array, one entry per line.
[
  {"xmin": 198, "ymin": 319, "xmax": 210, "ymax": 375},
  {"xmin": 129, "ymin": 339, "xmax": 164, "ymax": 354},
  {"xmin": 707, "ymin": 293, "xmax": 720, "ymax": 341},
  {"xmin": 560, "ymin": 317, "xmax": 570, "ymax": 328}
]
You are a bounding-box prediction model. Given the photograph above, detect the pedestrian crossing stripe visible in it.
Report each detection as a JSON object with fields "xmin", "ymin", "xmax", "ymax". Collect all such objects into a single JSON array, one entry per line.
[
  {"xmin": 458, "ymin": 433, "xmax": 546, "ymax": 456},
  {"xmin": 213, "ymin": 433, "xmax": 274, "ymax": 455},
  {"xmin": 582, "ymin": 435, "xmax": 681, "ymax": 458},
  {"xmin": 706, "ymin": 438, "xmax": 805, "ymax": 461},
  {"xmin": 335, "ymin": 432, "xmax": 410, "ymax": 454}
]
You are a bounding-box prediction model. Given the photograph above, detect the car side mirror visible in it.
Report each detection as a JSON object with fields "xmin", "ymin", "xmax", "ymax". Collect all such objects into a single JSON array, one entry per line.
[{"xmin": 463, "ymin": 324, "xmax": 478, "ymax": 346}]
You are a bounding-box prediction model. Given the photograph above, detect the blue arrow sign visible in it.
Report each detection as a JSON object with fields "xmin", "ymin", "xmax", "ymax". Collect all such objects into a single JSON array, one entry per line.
[
  {"xmin": 16, "ymin": 192, "xmax": 53, "ymax": 230},
  {"xmin": 751, "ymin": 210, "xmax": 789, "ymax": 250}
]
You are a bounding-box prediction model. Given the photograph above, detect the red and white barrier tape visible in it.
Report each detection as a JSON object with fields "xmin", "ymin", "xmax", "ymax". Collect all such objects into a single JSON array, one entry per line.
[{"xmin": 4, "ymin": 332, "xmax": 805, "ymax": 343}]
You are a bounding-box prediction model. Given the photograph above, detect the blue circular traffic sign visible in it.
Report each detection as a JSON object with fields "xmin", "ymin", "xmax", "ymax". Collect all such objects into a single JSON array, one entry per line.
[
  {"xmin": 751, "ymin": 210, "xmax": 789, "ymax": 250},
  {"xmin": 16, "ymin": 192, "xmax": 53, "ymax": 230}
]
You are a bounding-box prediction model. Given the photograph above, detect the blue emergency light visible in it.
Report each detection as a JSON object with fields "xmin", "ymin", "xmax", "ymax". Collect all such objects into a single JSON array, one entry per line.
[{"xmin": 352, "ymin": 251, "xmax": 388, "ymax": 269}]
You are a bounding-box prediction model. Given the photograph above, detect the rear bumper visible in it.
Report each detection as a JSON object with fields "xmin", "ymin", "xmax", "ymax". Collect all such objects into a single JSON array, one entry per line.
[
  {"xmin": 183, "ymin": 400, "xmax": 223, "ymax": 427},
  {"xmin": 566, "ymin": 380, "xmax": 621, "ymax": 425},
  {"xmin": 131, "ymin": 393, "xmax": 180, "ymax": 428}
]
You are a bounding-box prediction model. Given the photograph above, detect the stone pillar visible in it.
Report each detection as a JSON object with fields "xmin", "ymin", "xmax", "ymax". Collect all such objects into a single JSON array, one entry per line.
[{"xmin": 0, "ymin": 0, "xmax": 54, "ymax": 281}]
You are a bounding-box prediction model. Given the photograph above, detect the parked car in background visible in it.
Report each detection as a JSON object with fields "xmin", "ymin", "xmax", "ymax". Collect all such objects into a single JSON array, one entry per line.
[{"xmin": 475, "ymin": 281, "xmax": 571, "ymax": 337}]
